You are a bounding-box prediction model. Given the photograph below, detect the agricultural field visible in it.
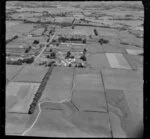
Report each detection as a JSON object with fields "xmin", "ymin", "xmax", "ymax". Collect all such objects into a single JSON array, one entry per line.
[{"xmin": 5, "ymin": 1, "xmax": 143, "ymax": 138}]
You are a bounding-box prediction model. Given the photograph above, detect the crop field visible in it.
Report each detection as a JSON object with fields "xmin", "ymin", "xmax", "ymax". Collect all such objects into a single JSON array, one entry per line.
[
  {"xmin": 6, "ymin": 21, "xmax": 23, "ymax": 28},
  {"xmin": 73, "ymin": 26, "xmax": 94, "ymax": 36},
  {"xmin": 40, "ymin": 67, "xmax": 73, "ymax": 103},
  {"xmin": 87, "ymin": 53, "xmax": 111, "ymax": 69},
  {"xmin": 73, "ymin": 68, "xmax": 104, "ymax": 91},
  {"xmin": 85, "ymin": 43, "xmax": 104, "ymax": 53},
  {"xmin": 55, "ymin": 17, "xmax": 74, "ymax": 23},
  {"xmin": 13, "ymin": 65, "xmax": 49, "ymax": 83},
  {"xmin": 6, "ymin": 82, "xmax": 40, "ymax": 113},
  {"xmin": 30, "ymin": 28, "xmax": 45, "ymax": 36},
  {"xmin": 6, "ymin": 48, "xmax": 25, "ymax": 54},
  {"xmin": 6, "ymin": 43, "xmax": 28, "ymax": 49},
  {"xmin": 6, "ymin": 65, "xmax": 24, "ymax": 81},
  {"xmin": 10, "ymin": 36, "xmax": 46, "ymax": 48},
  {"xmin": 6, "ymin": 23, "xmax": 36, "ymax": 40}
]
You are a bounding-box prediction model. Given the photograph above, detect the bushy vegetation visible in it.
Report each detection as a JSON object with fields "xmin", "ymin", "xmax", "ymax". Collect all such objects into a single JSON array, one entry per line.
[
  {"xmin": 6, "ymin": 57, "xmax": 34, "ymax": 65},
  {"xmin": 24, "ymin": 46, "xmax": 31, "ymax": 53},
  {"xmin": 28, "ymin": 64, "xmax": 54, "ymax": 114},
  {"xmin": 33, "ymin": 40, "xmax": 39, "ymax": 45},
  {"xmin": 58, "ymin": 36, "xmax": 86, "ymax": 43},
  {"xmin": 98, "ymin": 38, "xmax": 109, "ymax": 45},
  {"xmin": 80, "ymin": 55, "xmax": 86, "ymax": 61},
  {"xmin": 94, "ymin": 29, "xmax": 98, "ymax": 36}
]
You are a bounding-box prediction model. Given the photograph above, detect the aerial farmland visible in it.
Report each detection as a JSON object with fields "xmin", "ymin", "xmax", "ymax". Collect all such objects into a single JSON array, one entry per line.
[{"xmin": 6, "ymin": 1, "xmax": 143, "ymax": 138}]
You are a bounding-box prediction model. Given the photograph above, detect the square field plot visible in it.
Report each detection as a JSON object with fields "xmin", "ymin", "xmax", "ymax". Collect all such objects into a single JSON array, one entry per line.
[
  {"xmin": 102, "ymin": 45, "xmax": 126, "ymax": 53},
  {"xmin": 13, "ymin": 65, "xmax": 49, "ymax": 83},
  {"xmin": 85, "ymin": 43, "xmax": 104, "ymax": 53},
  {"xmin": 101, "ymin": 68, "xmax": 143, "ymax": 92},
  {"xmin": 73, "ymin": 68, "xmax": 104, "ymax": 91},
  {"xmin": 40, "ymin": 67, "xmax": 74, "ymax": 103},
  {"xmin": 6, "ymin": 65, "xmax": 24, "ymax": 82},
  {"xmin": 87, "ymin": 53, "xmax": 110, "ymax": 69},
  {"xmin": 106, "ymin": 53, "xmax": 131, "ymax": 69},
  {"xmin": 6, "ymin": 82, "xmax": 40, "ymax": 113},
  {"xmin": 72, "ymin": 90, "xmax": 107, "ymax": 112}
]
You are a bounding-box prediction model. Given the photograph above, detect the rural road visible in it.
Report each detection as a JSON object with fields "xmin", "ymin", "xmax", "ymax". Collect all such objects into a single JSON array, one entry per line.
[
  {"xmin": 22, "ymin": 99, "xmax": 69, "ymax": 136},
  {"xmin": 32, "ymin": 34, "xmax": 55, "ymax": 65}
]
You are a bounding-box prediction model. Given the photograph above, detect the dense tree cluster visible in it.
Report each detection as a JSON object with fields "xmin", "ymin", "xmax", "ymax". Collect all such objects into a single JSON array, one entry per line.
[
  {"xmin": 28, "ymin": 64, "xmax": 54, "ymax": 114},
  {"xmin": 58, "ymin": 36, "xmax": 86, "ymax": 44},
  {"xmin": 98, "ymin": 38, "xmax": 109, "ymax": 45},
  {"xmin": 94, "ymin": 29, "xmax": 98, "ymax": 36},
  {"xmin": 24, "ymin": 46, "xmax": 31, "ymax": 53},
  {"xmin": 65, "ymin": 51, "xmax": 74, "ymax": 59},
  {"xmin": 80, "ymin": 55, "xmax": 86, "ymax": 61},
  {"xmin": 6, "ymin": 57, "xmax": 34, "ymax": 65},
  {"xmin": 33, "ymin": 40, "xmax": 39, "ymax": 44}
]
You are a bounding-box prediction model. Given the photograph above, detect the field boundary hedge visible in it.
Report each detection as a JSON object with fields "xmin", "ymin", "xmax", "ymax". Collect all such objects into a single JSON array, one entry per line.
[{"xmin": 28, "ymin": 64, "xmax": 54, "ymax": 114}]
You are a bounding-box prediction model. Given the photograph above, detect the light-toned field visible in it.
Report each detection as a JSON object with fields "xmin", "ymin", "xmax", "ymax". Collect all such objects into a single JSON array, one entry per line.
[
  {"xmin": 6, "ymin": 82, "xmax": 40, "ymax": 113},
  {"xmin": 106, "ymin": 53, "xmax": 131, "ymax": 69}
]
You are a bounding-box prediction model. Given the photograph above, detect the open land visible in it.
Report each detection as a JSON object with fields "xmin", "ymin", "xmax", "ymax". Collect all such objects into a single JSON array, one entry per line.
[{"xmin": 6, "ymin": 1, "xmax": 143, "ymax": 138}]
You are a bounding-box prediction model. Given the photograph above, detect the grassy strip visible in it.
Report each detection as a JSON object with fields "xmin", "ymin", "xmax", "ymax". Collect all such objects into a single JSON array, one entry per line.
[{"xmin": 28, "ymin": 64, "xmax": 54, "ymax": 114}]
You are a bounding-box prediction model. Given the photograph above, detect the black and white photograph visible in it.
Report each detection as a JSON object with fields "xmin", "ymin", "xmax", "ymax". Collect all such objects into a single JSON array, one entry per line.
[{"xmin": 5, "ymin": 1, "xmax": 144, "ymax": 138}]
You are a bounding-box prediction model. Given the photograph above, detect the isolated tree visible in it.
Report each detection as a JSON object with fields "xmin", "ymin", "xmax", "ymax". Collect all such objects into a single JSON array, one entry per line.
[
  {"xmin": 49, "ymin": 49, "xmax": 53, "ymax": 52},
  {"xmin": 82, "ymin": 39, "xmax": 86, "ymax": 44},
  {"xmin": 80, "ymin": 55, "xmax": 86, "ymax": 61},
  {"xmin": 94, "ymin": 29, "xmax": 98, "ymax": 36},
  {"xmin": 98, "ymin": 38, "xmax": 109, "ymax": 45},
  {"xmin": 83, "ymin": 48, "xmax": 87, "ymax": 54},
  {"xmin": 50, "ymin": 52, "xmax": 56, "ymax": 59},
  {"xmin": 33, "ymin": 40, "xmax": 39, "ymax": 44},
  {"xmin": 66, "ymin": 51, "xmax": 71, "ymax": 59}
]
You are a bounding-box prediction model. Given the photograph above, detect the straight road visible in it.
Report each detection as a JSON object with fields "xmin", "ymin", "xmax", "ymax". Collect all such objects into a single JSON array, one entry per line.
[{"xmin": 32, "ymin": 34, "xmax": 55, "ymax": 65}]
